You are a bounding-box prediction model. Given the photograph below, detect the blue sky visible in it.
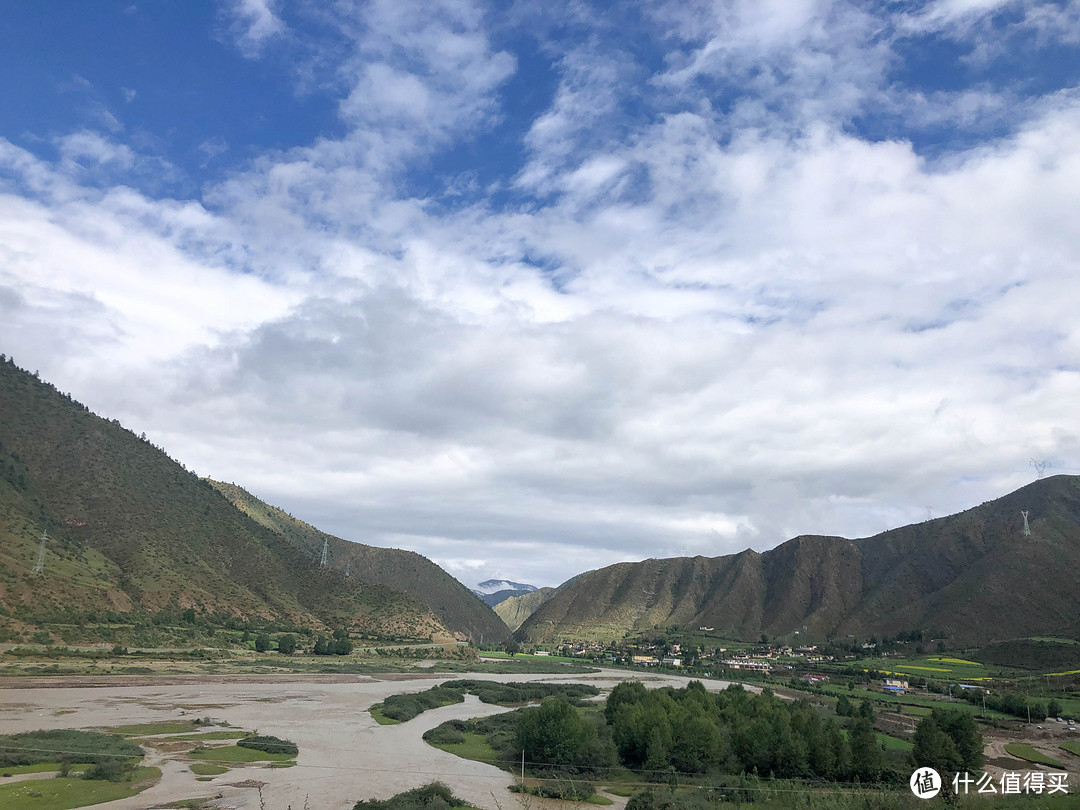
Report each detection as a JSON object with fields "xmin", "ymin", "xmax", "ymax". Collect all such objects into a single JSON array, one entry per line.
[{"xmin": 2, "ymin": 0, "xmax": 1079, "ymax": 587}]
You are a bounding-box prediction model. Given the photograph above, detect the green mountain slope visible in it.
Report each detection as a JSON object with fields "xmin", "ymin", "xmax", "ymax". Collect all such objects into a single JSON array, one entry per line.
[
  {"xmin": 519, "ymin": 476, "xmax": 1080, "ymax": 645},
  {"xmin": 210, "ymin": 481, "xmax": 507, "ymax": 642},
  {"xmin": 0, "ymin": 360, "xmax": 445, "ymax": 638}
]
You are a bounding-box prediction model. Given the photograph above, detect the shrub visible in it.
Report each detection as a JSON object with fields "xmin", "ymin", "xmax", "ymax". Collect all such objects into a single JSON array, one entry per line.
[
  {"xmin": 83, "ymin": 758, "xmax": 137, "ymax": 782},
  {"xmin": 237, "ymin": 735, "xmax": 298, "ymax": 756},
  {"xmin": 510, "ymin": 779, "xmax": 595, "ymax": 801},
  {"xmin": 422, "ymin": 722, "xmax": 466, "ymax": 745},
  {"xmin": 353, "ymin": 781, "xmax": 467, "ymax": 810}
]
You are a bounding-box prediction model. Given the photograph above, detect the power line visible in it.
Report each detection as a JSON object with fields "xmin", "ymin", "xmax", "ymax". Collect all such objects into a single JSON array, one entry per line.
[{"xmin": 0, "ymin": 744, "xmax": 908, "ymax": 795}]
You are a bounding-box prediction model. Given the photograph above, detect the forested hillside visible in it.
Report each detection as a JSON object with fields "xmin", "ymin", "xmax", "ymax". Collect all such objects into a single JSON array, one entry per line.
[
  {"xmin": 0, "ymin": 359, "xmax": 446, "ymax": 639},
  {"xmin": 212, "ymin": 481, "xmax": 507, "ymax": 641}
]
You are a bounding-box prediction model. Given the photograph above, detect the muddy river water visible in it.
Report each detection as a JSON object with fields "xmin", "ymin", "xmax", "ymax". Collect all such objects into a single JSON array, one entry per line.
[{"xmin": 0, "ymin": 669, "xmax": 750, "ymax": 810}]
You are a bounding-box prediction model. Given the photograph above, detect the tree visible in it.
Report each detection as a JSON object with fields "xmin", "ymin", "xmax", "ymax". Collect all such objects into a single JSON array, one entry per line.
[
  {"xmin": 277, "ymin": 634, "xmax": 297, "ymax": 655},
  {"xmin": 932, "ymin": 709, "xmax": 983, "ymax": 772},
  {"xmin": 836, "ymin": 695, "xmax": 852, "ymax": 716},
  {"xmin": 1048, "ymin": 698, "xmax": 1062, "ymax": 718},
  {"xmin": 848, "ymin": 719, "xmax": 881, "ymax": 781},
  {"xmin": 857, "ymin": 699, "xmax": 875, "ymax": 722},
  {"xmin": 254, "ymin": 633, "xmax": 271, "ymax": 653},
  {"xmin": 606, "ymin": 680, "xmax": 648, "ymax": 724},
  {"xmin": 313, "ymin": 634, "xmax": 330, "ymax": 655},
  {"xmin": 516, "ymin": 698, "xmax": 592, "ymax": 771},
  {"xmin": 911, "ymin": 715, "xmax": 960, "ymax": 774}
]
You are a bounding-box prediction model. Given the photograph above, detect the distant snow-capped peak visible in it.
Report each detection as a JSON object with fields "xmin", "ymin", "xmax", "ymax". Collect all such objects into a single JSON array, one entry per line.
[{"xmin": 473, "ymin": 579, "xmax": 537, "ymax": 596}]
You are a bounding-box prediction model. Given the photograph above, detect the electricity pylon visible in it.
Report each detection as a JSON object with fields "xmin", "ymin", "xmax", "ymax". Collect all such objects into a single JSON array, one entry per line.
[{"xmin": 33, "ymin": 530, "xmax": 47, "ymax": 574}]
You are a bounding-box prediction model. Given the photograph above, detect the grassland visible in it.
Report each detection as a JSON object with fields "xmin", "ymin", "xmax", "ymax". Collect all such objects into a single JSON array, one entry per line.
[
  {"xmin": 188, "ymin": 762, "xmax": 228, "ymax": 775},
  {"xmin": 1003, "ymin": 743, "xmax": 1065, "ymax": 769},
  {"xmin": 369, "ymin": 706, "xmax": 399, "ymax": 725},
  {"xmin": 0, "ymin": 763, "xmax": 89, "ymax": 776},
  {"xmin": 424, "ymin": 731, "xmax": 500, "ymax": 765},
  {"xmin": 0, "ymin": 765, "xmax": 160, "ymax": 810},
  {"xmin": 160, "ymin": 731, "xmax": 248, "ymax": 741},
  {"xmin": 104, "ymin": 721, "xmax": 199, "ymax": 737},
  {"xmin": 1058, "ymin": 741, "xmax": 1080, "ymax": 756},
  {"xmin": 188, "ymin": 745, "xmax": 294, "ymax": 763}
]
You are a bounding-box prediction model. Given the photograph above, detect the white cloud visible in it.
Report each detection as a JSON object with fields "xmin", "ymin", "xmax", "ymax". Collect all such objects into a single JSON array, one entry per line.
[
  {"xmin": 225, "ymin": 0, "xmax": 286, "ymax": 58},
  {"xmin": 2, "ymin": 2, "xmax": 1079, "ymax": 587}
]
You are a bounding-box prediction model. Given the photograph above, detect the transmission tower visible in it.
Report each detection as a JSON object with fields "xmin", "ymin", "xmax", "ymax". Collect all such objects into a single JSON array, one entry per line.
[
  {"xmin": 1030, "ymin": 458, "xmax": 1051, "ymax": 479},
  {"xmin": 925, "ymin": 506, "xmax": 932, "ymax": 521},
  {"xmin": 320, "ymin": 538, "xmax": 329, "ymax": 567},
  {"xmin": 33, "ymin": 529, "xmax": 47, "ymax": 574},
  {"xmin": 1021, "ymin": 510, "xmax": 1031, "ymax": 537},
  {"xmin": 344, "ymin": 560, "xmax": 351, "ymax": 577}
]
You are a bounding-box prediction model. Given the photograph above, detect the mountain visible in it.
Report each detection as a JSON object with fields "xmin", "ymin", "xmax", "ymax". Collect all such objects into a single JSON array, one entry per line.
[
  {"xmin": 0, "ymin": 359, "xmax": 497, "ymax": 641},
  {"xmin": 494, "ymin": 587, "xmax": 555, "ymax": 630},
  {"xmin": 518, "ymin": 476, "xmax": 1080, "ymax": 645},
  {"xmin": 472, "ymin": 579, "xmax": 538, "ymax": 607},
  {"xmin": 212, "ymin": 481, "xmax": 507, "ymax": 642}
]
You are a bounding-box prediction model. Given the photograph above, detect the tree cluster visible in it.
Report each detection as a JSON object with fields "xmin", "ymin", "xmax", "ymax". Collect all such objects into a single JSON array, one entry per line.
[
  {"xmin": 910, "ymin": 709, "xmax": 984, "ymax": 776},
  {"xmin": 313, "ymin": 627, "xmax": 353, "ymax": 655},
  {"xmin": 605, "ymin": 681, "xmax": 882, "ymax": 782}
]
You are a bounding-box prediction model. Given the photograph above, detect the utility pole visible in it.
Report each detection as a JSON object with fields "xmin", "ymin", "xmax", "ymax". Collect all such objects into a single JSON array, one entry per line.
[{"xmin": 33, "ymin": 530, "xmax": 47, "ymax": 574}]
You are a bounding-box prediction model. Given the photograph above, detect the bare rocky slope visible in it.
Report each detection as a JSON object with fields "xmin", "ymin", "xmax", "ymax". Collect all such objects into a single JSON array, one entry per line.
[{"xmin": 493, "ymin": 587, "xmax": 555, "ymax": 631}]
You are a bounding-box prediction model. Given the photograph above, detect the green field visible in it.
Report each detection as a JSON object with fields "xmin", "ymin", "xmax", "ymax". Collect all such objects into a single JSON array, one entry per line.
[
  {"xmin": 838, "ymin": 729, "xmax": 913, "ymax": 751},
  {"xmin": 424, "ymin": 731, "xmax": 500, "ymax": 767},
  {"xmin": 847, "ymin": 656, "xmax": 995, "ymax": 682},
  {"xmin": 1003, "ymin": 743, "xmax": 1065, "ymax": 769},
  {"xmin": 188, "ymin": 745, "xmax": 294, "ymax": 763},
  {"xmin": 158, "ymin": 730, "xmax": 249, "ymax": 741},
  {"xmin": 104, "ymin": 721, "xmax": 198, "ymax": 737},
  {"xmin": 1058, "ymin": 741, "xmax": 1080, "ymax": 757},
  {"xmin": 817, "ymin": 683, "xmax": 1013, "ymax": 719},
  {"xmin": 482, "ymin": 651, "xmax": 589, "ymax": 664},
  {"xmin": 0, "ymin": 763, "xmax": 89, "ymax": 776},
  {"xmin": 369, "ymin": 706, "xmax": 399, "ymax": 725},
  {"xmin": 0, "ymin": 765, "xmax": 160, "ymax": 810},
  {"xmin": 189, "ymin": 762, "xmax": 228, "ymax": 775}
]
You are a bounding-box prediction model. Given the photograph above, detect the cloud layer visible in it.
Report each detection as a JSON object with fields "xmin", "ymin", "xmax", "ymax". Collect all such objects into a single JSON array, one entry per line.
[{"xmin": 2, "ymin": 0, "xmax": 1079, "ymax": 586}]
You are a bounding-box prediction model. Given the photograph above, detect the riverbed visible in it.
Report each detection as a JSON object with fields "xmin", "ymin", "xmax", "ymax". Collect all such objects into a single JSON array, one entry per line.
[{"xmin": 0, "ymin": 668, "xmax": 750, "ymax": 810}]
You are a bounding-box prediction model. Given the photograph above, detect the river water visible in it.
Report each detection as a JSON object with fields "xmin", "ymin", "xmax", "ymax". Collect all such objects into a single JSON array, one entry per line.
[{"xmin": 0, "ymin": 668, "xmax": 750, "ymax": 810}]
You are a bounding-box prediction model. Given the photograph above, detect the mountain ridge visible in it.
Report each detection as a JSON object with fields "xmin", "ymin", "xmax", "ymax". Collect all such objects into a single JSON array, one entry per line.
[
  {"xmin": 211, "ymin": 480, "xmax": 507, "ymax": 641},
  {"xmin": 0, "ymin": 359, "xmax": 496, "ymax": 641},
  {"xmin": 519, "ymin": 476, "xmax": 1080, "ymax": 645}
]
